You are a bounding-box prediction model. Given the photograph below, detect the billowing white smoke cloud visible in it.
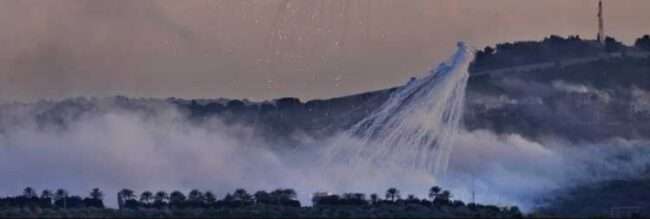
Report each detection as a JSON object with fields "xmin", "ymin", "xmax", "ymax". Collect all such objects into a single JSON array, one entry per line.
[
  {"xmin": 0, "ymin": 98, "xmax": 649, "ymax": 211},
  {"xmin": 445, "ymin": 130, "xmax": 650, "ymax": 210},
  {"xmin": 0, "ymin": 101, "xmax": 441, "ymax": 207},
  {"xmin": 0, "ymin": 105, "xmax": 281, "ymax": 206},
  {"xmin": 3, "ymin": 68, "xmax": 650, "ymax": 212}
]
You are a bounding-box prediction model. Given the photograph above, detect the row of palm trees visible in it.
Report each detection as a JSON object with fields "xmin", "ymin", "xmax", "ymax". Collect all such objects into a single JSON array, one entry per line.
[
  {"xmin": 383, "ymin": 186, "xmax": 451, "ymax": 203},
  {"xmin": 116, "ymin": 188, "xmax": 299, "ymax": 209},
  {"xmin": 19, "ymin": 187, "xmax": 103, "ymax": 200},
  {"xmin": 4, "ymin": 186, "xmax": 453, "ymax": 209},
  {"xmin": 0, "ymin": 187, "xmax": 105, "ymax": 209},
  {"xmin": 1, "ymin": 186, "xmax": 523, "ymax": 218}
]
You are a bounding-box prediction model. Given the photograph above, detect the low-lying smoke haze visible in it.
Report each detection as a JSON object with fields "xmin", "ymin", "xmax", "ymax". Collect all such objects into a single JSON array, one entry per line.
[
  {"xmin": 2, "ymin": 0, "xmax": 650, "ymax": 215},
  {"xmin": 1, "ymin": 0, "xmax": 649, "ymax": 102},
  {"xmin": 2, "ymin": 45, "xmax": 650, "ymax": 211},
  {"xmin": 2, "ymin": 96, "xmax": 649, "ymax": 210}
]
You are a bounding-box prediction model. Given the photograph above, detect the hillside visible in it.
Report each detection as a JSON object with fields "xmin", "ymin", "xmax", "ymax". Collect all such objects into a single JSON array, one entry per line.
[
  {"xmin": 1, "ymin": 35, "xmax": 650, "ymax": 217},
  {"xmin": 2, "ymin": 35, "xmax": 650, "ymax": 145}
]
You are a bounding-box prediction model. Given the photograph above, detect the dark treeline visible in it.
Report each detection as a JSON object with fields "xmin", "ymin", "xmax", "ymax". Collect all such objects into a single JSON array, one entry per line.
[
  {"xmin": 0, "ymin": 187, "xmax": 104, "ymax": 209},
  {"xmin": 116, "ymin": 188, "xmax": 300, "ymax": 209},
  {"xmin": 0, "ymin": 186, "xmax": 523, "ymax": 218},
  {"xmin": 536, "ymin": 178, "xmax": 650, "ymax": 218},
  {"xmin": 469, "ymin": 35, "xmax": 647, "ymax": 72},
  {"xmin": 636, "ymin": 35, "xmax": 650, "ymax": 51}
]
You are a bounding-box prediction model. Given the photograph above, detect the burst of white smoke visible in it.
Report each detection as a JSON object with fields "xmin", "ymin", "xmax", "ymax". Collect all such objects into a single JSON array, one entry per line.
[
  {"xmin": 1, "ymin": 45, "xmax": 650, "ymax": 212},
  {"xmin": 324, "ymin": 42, "xmax": 471, "ymax": 180}
]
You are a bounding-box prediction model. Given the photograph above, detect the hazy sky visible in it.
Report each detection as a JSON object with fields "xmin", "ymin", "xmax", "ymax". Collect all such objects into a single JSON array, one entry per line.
[{"xmin": 1, "ymin": 0, "xmax": 649, "ymax": 102}]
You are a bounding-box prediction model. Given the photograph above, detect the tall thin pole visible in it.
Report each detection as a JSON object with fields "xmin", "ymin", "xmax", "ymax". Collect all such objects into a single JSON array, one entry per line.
[{"xmin": 597, "ymin": 0, "xmax": 605, "ymax": 45}]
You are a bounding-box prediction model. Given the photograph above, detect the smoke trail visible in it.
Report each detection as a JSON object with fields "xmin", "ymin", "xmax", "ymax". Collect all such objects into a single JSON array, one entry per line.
[
  {"xmin": 324, "ymin": 42, "xmax": 471, "ymax": 180},
  {"xmin": 2, "ymin": 42, "xmax": 649, "ymax": 212}
]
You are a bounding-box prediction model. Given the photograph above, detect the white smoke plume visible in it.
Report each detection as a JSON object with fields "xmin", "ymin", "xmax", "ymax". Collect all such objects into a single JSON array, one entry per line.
[{"xmin": 1, "ymin": 46, "xmax": 650, "ymax": 213}]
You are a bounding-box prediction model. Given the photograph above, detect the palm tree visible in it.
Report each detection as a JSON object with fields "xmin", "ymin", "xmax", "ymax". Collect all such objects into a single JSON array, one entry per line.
[
  {"xmin": 429, "ymin": 186, "xmax": 441, "ymax": 201},
  {"xmin": 140, "ymin": 191, "xmax": 154, "ymax": 204},
  {"xmin": 23, "ymin": 187, "xmax": 37, "ymax": 198},
  {"xmin": 438, "ymin": 190, "xmax": 452, "ymax": 202},
  {"xmin": 233, "ymin": 189, "xmax": 252, "ymax": 203},
  {"xmin": 54, "ymin": 189, "xmax": 68, "ymax": 200},
  {"xmin": 270, "ymin": 189, "xmax": 296, "ymax": 201},
  {"xmin": 90, "ymin": 188, "xmax": 104, "ymax": 200},
  {"xmin": 41, "ymin": 190, "xmax": 53, "ymax": 200},
  {"xmin": 351, "ymin": 193, "xmax": 365, "ymax": 201},
  {"xmin": 370, "ymin": 193, "xmax": 379, "ymax": 204},
  {"xmin": 54, "ymin": 189, "xmax": 68, "ymax": 209},
  {"xmin": 188, "ymin": 189, "xmax": 204, "ymax": 203},
  {"xmin": 117, "ymin": 189, "xmax": 135, "ymax": 209},
  {"xmin": 385, "ymin": 188, "xmax": 400, "ymax": 202},
  {"xmin": 204, "ymin": 191, "xmax": 217, "ymax": 205},
  {"xmin": 254, "ymin": 190, "xmax": 270, "ymax": 204},
  {"xmin": 118, "ymin": 189, "xmax": 135, "ymax": 200},
  {"xmin": 169, "ymin": 191, "xmax": 186, "ymax": 207},
  {"xmin": 41, "ymin": 190, "xmax": 53, "ymax": 206},
  {"xmin": 154, "ymin": 191, "xmax": 169, "ymax": 203}
]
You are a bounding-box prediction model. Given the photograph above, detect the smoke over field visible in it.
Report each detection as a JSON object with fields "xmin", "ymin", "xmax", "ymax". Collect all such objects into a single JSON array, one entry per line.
[{"xmin": 2, "ymin": 44, "xmax": 650, "ymax": 213}]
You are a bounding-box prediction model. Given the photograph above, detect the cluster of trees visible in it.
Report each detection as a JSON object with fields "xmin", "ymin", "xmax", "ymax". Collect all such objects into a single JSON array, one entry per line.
[
  {"xmin": 312, "ymin": 186, "xmax": 454, "ymax": 207},
  {"xmin": 0, "ymin": 187, "xmax": 104, "ymax": 209},
  {"xmin": 311, "ymin": 186, "xmax": 520, "ymax": 215},
  {"xmin": 470, "ymin": 35, "xmax": 628, "ymax": 72},
  {"xmin": 117, "ymin": 188, "xmax": 300, "ymax": 210},
  {"xmin": 0, "ymin": 186, "xmax": 523, "ymax": 218},
  {"xmin": 636, "ymin": 35, "xmax": 650, "ymax": 51}
]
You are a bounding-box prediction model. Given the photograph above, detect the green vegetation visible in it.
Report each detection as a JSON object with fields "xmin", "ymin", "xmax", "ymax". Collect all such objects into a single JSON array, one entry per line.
[
  {"xmin": 535, "ymin": 178, "xmax": 650, "ymax": 218},
  {"xmin": 636, "ymin": 35, "xmax": 650, "ymax": 51},
  {"xmin": 470, "ymin": 35, "xmax": 630, "ymax": 72},
  {"xmin": 0, "ymin": 186, "xmax": 522, "ymax": 218}
]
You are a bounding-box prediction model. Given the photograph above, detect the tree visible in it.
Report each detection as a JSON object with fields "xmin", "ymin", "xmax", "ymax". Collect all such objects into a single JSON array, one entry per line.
[
  {"xmin": 118, "ymin": 189, "xmax": 135, "ymax": 200},
  {"xmin": 55, "ymin": 189, "xmax": 68, "ymax": 200},
  {"xmin": 154, "ymin": 191, "xmax": 169, "ymax": 203},
  {"xmin": 153, "ymin": 191, "xmax": 169, "ymax": 209},
  {"xmin": 270, "ymin": 189, "xmax": 297, "ymax": 201},
  {"xmin": 54, "ymin": 189, "xmax": 68, "ymax": 209},
  {"xmin": 342, "ymin": 193, "xmax": 367, "ymax": 206},
  {"xmin": 370, "ymin": 193, "xmax": 379, "ymax": 204},
  {"xmin": 41, "ymin": 190, "xmax": 53, "ymax": 200},
  {"xmin": 485, "ymin": 46, "xmax": 495, "ymax": 55},
  {"xmin": 140, "ymin": 191, "xmax": 153, "ymax": 204},
  {"xmin": 439, "ymin": 190, "xmax": 451, "ymax": 200},
  {"xmin": 188, "ymin": 189, "xmax": 204, "ymax": 207},
  {"xmin": 117, "ymin": 189, "xmax": 135, "ymax": 209},
  {"xmin": 385, "ymin": 188, "xmax": 400, "ymax": 202},
  {"xmin": 188, "ymin": 190, "xmax": 204, "ymax": 202},
  {"xmin": 429, "ymin": 186, "xmax": 441, "ymax": 201},
  {"xmin": 40, "ymin": 189, "xmax": 54, "ymax": 207},
  {"xmin": 204, "ymin": 191, "xmax": 217, "ymax": 205},
  {"xmin": 434, "ymin": 190, "xmax": 452, "ymax": 206},
  {"xmin": 169, "ymin": 191, "xmax": 186, "ymax": 208},
  {"xmin": 635, "ymin": 35, "xmax": 650, "ymax": 51},
  {"xmin": 605, "ymin": 37, "xmax": 624, "ymax": 53},
  {"xmin": 23, "ymin": 187, "xmax": 37, "ymax": 198},
  {"xmin": 282, "ymin": 189, "xmax": 297, "ymax": 200},
  {"xmin": 233, "ymin": 189, "xmax": 253, "ymax": 203},
  {"xmin": 90, "ymin": 188, "xmax": 103, "ymax": 201},
  {"xmin": 254, "ymin": 190, "xmax": 271, "ymax": 204}
]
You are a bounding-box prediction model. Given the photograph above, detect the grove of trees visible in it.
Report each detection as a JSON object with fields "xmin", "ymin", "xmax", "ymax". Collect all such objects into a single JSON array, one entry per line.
[{"xmin": 0, "ymin": 186, "xmax": 522, "ymax": 218}]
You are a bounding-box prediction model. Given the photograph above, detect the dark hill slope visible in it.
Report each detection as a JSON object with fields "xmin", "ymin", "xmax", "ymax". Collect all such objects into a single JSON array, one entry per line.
[{"xmin": 2, "ymin": 35, "xmax": 650, "ymax": 145}]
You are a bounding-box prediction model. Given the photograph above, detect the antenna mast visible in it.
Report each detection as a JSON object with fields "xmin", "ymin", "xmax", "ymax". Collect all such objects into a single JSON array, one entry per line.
[{"xmin": 597, "ymin": 0, "xmax": 605, "ymax": 45}]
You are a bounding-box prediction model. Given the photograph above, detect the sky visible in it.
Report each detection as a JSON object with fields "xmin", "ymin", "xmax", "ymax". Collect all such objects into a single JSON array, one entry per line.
[{"xmin": 0, "ymin": 0, "xmax": 649, "ymax": 102}]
